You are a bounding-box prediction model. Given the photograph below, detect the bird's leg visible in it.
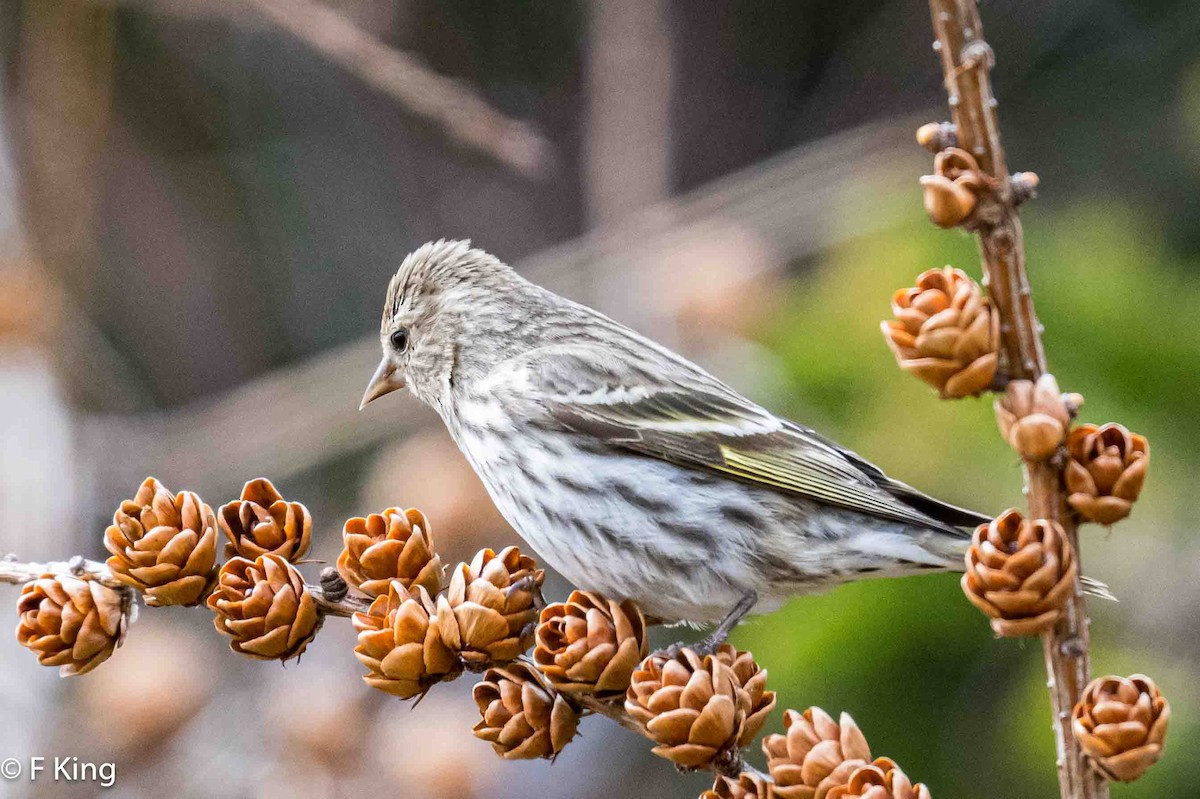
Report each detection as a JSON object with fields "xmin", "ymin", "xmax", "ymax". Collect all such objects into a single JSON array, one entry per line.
[
  {"xmin": 695, "ymin": 590, "xmax": 758, "ymax": 654},
  {"xmin": 664, "ymin": 590, "xmax": 758, "ymax": 658}
]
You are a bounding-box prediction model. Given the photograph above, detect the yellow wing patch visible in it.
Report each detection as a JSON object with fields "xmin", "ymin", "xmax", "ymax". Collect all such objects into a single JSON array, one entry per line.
[{"xmin": 718, "ymin": 446, "xmax": 932, "ymax": 526}]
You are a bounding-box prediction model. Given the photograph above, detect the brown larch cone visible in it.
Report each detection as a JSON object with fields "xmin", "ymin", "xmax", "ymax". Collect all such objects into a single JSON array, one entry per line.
[
  {"xmin": 762, "ymin": 707, "xmax": 872, "ymax": 799},
  {"xmin": 337, "ymin": 506, "xmax": 443, "ymax": 598},
  {"xmin": 16, "ymin": 574, "xmax": 130, "ymax": 676},
  {"xmin": 218, "ymin": 478, "xmax": 312, "ymax": 562},
  {"xmin": 104, "ymin": 477, "xmax": 219, "ymax": 607},
  {"xmin": 702, "ymin": 772, "xmax": 775, "ymax": 799},
  {"xmin": 1072, "ymin": 674, "xmax": 1170, "ymax": 782},
  {"xmin": 961, "ymin": 509, "xmax": 1077, "ymax": 637},
  {"xmin": 994, "ymin": 374, "xmax": 1075, "ymax": 461},
  {"xmin": 880, "ymin": 266, "xmax": 998, "ymax": 399},
  {"xmin": 919, "ymin": 175, "xmax": 977, "ymax": 228},
  {"xmin": 915, "ymin": 121, "xmax": 956, "ymax": 153},
  {"xmin": 472, "ymin": 660, "xmax": 579, "ymax": 760},
  {"xmin": 919, "ymin": 147, "xmax": 990, "ymax": 228},
  {"xmin": 933, "ymin": 147, "xmax": 986, "ymax": 183},
  {"xmin": 207, "ymin": 554, "xmax": 319, "ymax": 661},
  {"xmin": 436, "ymin": 546, "xmax": 544, "ymax": 667},
  {"xmin": 625, "ymin": 644, "xmax": 776, "ymax": 769},
  {"xmin": 533, "ymin": 590, "xmax": 648, "ymax": 696},
  {"xmin": 826, "ymin": 759, "xmax": 931, "ymax": 799},
  {"xmin": 351, "ymin": 580, "xmax": 459, "ymax": 698},
  {"xmin": 1065, "ymin": 423, "xmax": 1150, "ymax": 525}
]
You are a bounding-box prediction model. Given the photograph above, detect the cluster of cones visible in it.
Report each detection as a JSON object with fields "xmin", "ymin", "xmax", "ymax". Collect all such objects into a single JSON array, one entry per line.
[
  {"xmin": 480, "ymin": 593, "xmax": 937, "ymax": 799},
  {"xmin": 10, "ymin": 473, "xmax": 1171, "ymax": 789},
  {"xmin": 335, "ymin": 519, "xmax": 942, "ymax": 799},
  {"xmin": 16, "ymin": 476, "xmax": 318, "ymax": 675},
  {"xmin": 338, "ymin": 516, "xmax": 781, "ymax": 772},
  {"xmin": 335, "ymin": 518, "xmax": 799, "ymax": 781},
  {"xmin": 346, "ymin": 525, "xmax": 544, "ymax": 699},
  {"xmin": 881, "ymin": 268, "xmax": 1150, "ymax": 524},
  {"xmin": 888, "ymin": 231, "xmax": 1145, "ymax": 525},
  {"xmin": 701, "ymin": 707, "xmax": 930, "ymax": 799},
  {"xmin": 952, "ymin": 497, "xmax": 1172, "ymax": 778},
  {"xmin": 886, "ymin": 120, "xmax": 1168, "ymax": 786},
  {"xmin": 888, "ymin": 123, "xmax": 1152, "ymax": 513},
  {"xmin": 475, "ymin": 586, "xmax": 777, "ymax": 769}
]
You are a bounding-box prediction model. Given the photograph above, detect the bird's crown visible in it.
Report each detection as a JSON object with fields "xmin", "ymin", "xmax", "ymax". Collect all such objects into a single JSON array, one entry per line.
[{"xmin": 383, "ymin": 239, "xmax": 517, "ymax": 328}]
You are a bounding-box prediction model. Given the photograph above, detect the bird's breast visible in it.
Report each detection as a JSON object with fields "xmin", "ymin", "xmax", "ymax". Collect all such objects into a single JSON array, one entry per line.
[{"xmin": 445, "ymin": 402, "xmax": 767, "ymax": 622}]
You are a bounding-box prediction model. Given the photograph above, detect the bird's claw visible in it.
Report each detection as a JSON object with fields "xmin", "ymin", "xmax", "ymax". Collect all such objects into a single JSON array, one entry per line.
[
  {"xmin": 662, "ymin": 641, "xmax": 687, "ymax": 660},
  {"xmin": 661, "ymin": 631, "xmax": 726, "ymax": 660}
]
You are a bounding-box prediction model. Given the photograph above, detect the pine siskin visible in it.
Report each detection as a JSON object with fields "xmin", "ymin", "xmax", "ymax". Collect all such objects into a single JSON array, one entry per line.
[{"xmin": 362, "ymin": 240, "xmax": 988, "ymax": 643}]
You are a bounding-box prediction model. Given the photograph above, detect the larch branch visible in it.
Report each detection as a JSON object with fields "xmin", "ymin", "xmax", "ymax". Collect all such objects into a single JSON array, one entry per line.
[{"xmin": 926, "ymin": 2, "xmax": 1105, "ymax": 798}]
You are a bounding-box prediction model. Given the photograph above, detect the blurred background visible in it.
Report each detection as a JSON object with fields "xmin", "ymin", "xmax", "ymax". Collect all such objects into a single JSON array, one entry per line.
[{"xmin": 0, "ymin": 0, "xmax": 1197, "ymax": 797}]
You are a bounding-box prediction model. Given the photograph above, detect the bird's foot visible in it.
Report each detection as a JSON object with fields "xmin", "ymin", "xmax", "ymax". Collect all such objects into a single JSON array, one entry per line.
[
  {"xmin": 661, "ymin": 633, "xmax": 724, "ymax": 661},
  {"xmin": 676, "ymin": 631, "xmax": 728, "ymax": 659},
  {"xmin": 693, "ymin": 591, "xmax": 759, "ymax": 656},
  {"xmin": 660, "ymin": 640, "xmax": 689, "ymax": 660},
  {"xmin": 659, "ymin": 591, "xmax": 758, "ymax": 660}
]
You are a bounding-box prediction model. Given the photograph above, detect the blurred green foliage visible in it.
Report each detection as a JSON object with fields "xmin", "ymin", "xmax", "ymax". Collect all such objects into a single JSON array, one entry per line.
[{"xmin": 734, "ymin": 192, "xmax": 1198, "ymax": 798}]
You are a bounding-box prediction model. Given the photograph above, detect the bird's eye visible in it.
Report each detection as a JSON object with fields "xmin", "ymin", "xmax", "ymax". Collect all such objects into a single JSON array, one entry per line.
[{"xmin": 390, "ymin": 328, "xmax": 409, "ymax": 352}]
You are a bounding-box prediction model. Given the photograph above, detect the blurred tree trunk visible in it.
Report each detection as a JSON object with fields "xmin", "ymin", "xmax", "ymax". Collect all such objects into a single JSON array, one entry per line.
[
  {"xmin": 585, "ymin": 0, "xmax": 673, "ymax": 229},
  {"xmin": 0, "ymin": 0, "xmax": 115, "ymax": 622},
  {"xmin": 584, "ymin": 0, "xmax": 674, "ymax": 333},
  {"xmin": 11, "ymin": 0, "xmax": 115, "ymax": 300},
  {"xmin": 8, "ymin": 0, "xmax": 145, "ymax": 416}
]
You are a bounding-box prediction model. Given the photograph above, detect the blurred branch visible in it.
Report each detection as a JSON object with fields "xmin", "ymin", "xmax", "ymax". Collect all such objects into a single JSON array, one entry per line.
[
  {"xmin": 82, "ymin": 335, "xmax": 414, "ymax": 505},
  {"xmin": 80, "ymin": 117, "xmax": 931, "ymax": 506},
  {"xmin": 238, "ymin": 0, "xmax": 553, "ymax": 179},
  {"xmin": 926, "ymin": 3, "xmax": 1103, "ymax": 798}
]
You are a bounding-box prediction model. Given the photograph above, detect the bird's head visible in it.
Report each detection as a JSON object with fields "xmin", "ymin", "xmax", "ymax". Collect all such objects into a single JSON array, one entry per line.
[{"xmin": 361, "ymin": 239, "xmax": 525, "ymax": 409}]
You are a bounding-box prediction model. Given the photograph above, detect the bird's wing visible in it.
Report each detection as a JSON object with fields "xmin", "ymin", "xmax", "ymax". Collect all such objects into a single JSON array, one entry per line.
[{"xmin": 522, "ymin": 344, "xmax": 981, "ymax": 533}]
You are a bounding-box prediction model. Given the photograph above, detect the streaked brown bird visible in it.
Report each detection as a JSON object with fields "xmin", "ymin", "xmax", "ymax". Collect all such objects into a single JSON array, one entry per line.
[{"xmin": 362, "ymin": 240, "xmax": 989, "ymax": 649}]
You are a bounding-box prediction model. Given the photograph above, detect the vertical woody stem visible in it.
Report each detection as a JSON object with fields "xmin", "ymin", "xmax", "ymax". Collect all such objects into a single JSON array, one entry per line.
[{"xmin": 926, "ymin": 2, "xmax": 1105, "ymax": 798}]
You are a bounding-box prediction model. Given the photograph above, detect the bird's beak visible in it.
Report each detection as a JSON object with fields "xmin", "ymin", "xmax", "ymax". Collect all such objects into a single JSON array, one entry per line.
[{"xmin": 360, "ymin": 358, "xmax": 406, "ymax": 409}]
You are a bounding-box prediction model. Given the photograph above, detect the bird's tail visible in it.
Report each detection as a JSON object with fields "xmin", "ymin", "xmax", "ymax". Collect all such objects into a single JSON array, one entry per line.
[
  {"xmin": 1081, "ymin": 576, "xmax": 1118, "ymax": 602},
  {"xmin": 926, "ymin": 536, "xmax": 1118, "ymax": 602},
  {"xmin": 883, "ymin": 478, "xmax": 992, "ymax": 530}
]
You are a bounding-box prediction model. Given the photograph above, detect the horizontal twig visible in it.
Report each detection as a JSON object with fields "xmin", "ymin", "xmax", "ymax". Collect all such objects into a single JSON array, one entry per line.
[
  {"xmin": 0, "ymin": 554, "xmax": 125, "ymax": 590},
  {"xmin": 0, "ymin": 555, "xmax": 372, "ymax": 618},
  {"xmin": 308, "ymin": 578, "xmax": 372, "ymax": 617}
]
